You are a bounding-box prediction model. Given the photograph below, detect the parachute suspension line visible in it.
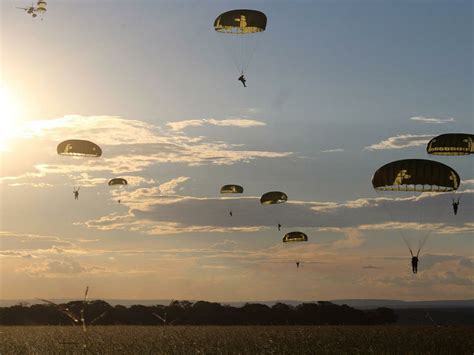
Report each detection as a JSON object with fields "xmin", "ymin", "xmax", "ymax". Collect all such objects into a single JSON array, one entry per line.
[
  {"xmin": 402, "ymin": 235, "xmax": 414, "ymax": 254},
  {"xmin": 416, "ymin": 192, "xmax": 452, "ymax": 255},
  {"xmin": 217, "ymin": 34, "xmax": 242, "ymax": 74},
  {"xmin": 241, "ymin": 33, "xmax": 263, "ymax": 74},
  {"xmin": 240, "ymin": 33, "xmax": 244, "ymax": 73},
  {"xmin": 377, "ymin": 191, "xmax": 413, "ymax": 252}
]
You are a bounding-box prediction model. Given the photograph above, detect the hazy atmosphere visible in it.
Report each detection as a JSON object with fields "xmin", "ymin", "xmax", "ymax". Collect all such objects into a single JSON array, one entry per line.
[{"xmin": 1, "ymin": 0, "xmax": 472, "ymax": 303}]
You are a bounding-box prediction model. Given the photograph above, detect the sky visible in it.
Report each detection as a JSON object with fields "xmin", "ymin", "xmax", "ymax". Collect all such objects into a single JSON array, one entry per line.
[{"xmin": 0, "ymin": 0, "xmax": 472, "ymax": 302}]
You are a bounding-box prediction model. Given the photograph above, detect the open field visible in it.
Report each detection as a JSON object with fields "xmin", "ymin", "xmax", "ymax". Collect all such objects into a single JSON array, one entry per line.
[{"xmin": 1, "ymin": 325, "xmax": 473, "ymax": 354}]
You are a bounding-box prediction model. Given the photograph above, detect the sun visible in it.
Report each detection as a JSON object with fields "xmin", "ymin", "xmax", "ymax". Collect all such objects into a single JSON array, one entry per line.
[{"xmin": 0, "ymin": 84, "xmax": 22, "ymax": 150}]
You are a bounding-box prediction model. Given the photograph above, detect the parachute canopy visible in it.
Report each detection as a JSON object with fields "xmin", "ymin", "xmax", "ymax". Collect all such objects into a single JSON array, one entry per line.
[
  {"xmin": 37, "ymin": 0, "xmax": 46, "ymax": 12},
  {"xmin": 283, "ymin": 232, "xmax": 308, "ymax": 243},
  {"xmin": 372, "ymin": 159, "xmax": 460, "ymax": 192},
  {"xmin": 57, "ymin": 140, "xmax": 102, "ymax": 157},
  {"xmin": 108, "ymin": 178, "xmax": 128, "ymax": 186},
  {"xmin": 426, "ymin": 133, "xmax": 474, "ymax": 156},
  {"xmin": 260, "ymin": 191, "xmax": 288, "ymax": 205},
  {"xmin": 214, "ymin": 9, "xmax": 267, "ymax": 34},
  {"xmin": 220, "ymin": 184, "xmax": 244, "ymax": 194}
]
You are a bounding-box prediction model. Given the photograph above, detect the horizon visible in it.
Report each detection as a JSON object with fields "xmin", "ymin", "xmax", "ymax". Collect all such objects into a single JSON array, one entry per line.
[{"xmin": 1, "ymin": 1, "xmax": 473, "ymax": 302}]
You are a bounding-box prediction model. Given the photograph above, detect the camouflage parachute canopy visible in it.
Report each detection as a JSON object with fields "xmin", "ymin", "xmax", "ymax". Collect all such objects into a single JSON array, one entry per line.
[
  {"xmin": 214, "ymin": 9, "xmax": 267, "ymax": 34},
  {"xmin": 260, "ymin": 191, "xmax": 288, "ymax": 205},
  {"xmin": 426, "ymin": 133, "xmax": 474, "ymax": 156},
  {"xmin": 108, "ymin": 178, "xmax": 128, "ymax": 186},
  {"xmin": 220, "ymin": 184, "xmax": 244, "ymax": 194},
  {"xmin": 372, "ymin": 159, "xmax": 460, "ymax": 192},
  {"xmin": 283, "ymin": 232, "xmax": 308, "ymax": 243},
  {"xmin": 57, "ymin": 140, "xmax": 102, "ymax": 157}
]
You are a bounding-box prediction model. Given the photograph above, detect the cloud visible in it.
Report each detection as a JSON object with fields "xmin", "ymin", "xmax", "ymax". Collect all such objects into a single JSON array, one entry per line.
[
  {"xmin": 1, "ymin": 115, "xmax": 291, "ymax": 183},
  {"xmin": 0, "ymin": 231, "xmax": 76, "ymax": 251},
  {"xmin": 416, "ymin": 254, "xmax": 462, "ymax": 270},
  {"xmin": 321, "ymin": 148, "xmax": 344, "ymax": 153},
  {"xmin": 81, "ymin": 189, "xmax": 473, "ymax": 237},
  {"xmin": 167, "ymin": 118, "xmax": 266, "ymax": 131},
  {"xmin": 22, "ymin": 258, "xmax": 98, "ymax": 276},
  {"xmin": 332, "ymin": 229, "xmax": 365, "ymax": 249},
  {"xmin": 210, "ymin": 239, "xmax": 238, "ymax": 251},
  {"xmin": 364, "ymin": 134, "xmax": 432, "ymax": 150},
  {"xmin": 0, "ymin": 172, "xmax": 46, "ymax": 185},
  {"xmin": 410, "ymin": 116, "xmax": 456, "ymax": 124},
  {"xmin": 157, "ymin": 177, "xmax": 190, "ymax": 194},
  {"xmin": 17, "ymin": 115, "xmax": 165, "ymax": 145},
  {"xmin": 0, "ymin": 250, "xmax": 36, "ymax": 259},
  {"xmin": 435, "ymin": 223, "xmax": 474, "ymax": 235},
  {"xmin": 379, "ymin": 271, "xmax": 473, "ymax": 288}
]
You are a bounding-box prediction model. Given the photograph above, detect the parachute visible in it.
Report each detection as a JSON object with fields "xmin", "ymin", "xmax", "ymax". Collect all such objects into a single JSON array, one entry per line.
[
  {"xmin": 283, "ymin": 231, "xmax": 308, "ymax": 243},
  {"xmin": 220, "ymin": 184, "xmax": 244, "ymax": 216},
  {"xmin": 37, "ymin": 0, "xmax": 47, "ymax": 13},
  {"xmin": 108, "ymin": 178, "xmax": 128, "ymax": 204},
  {"xmin": 260, "ymin": 191, "xmax": 288, "ymax": 231},
  {"xmin": 372, "ymin": 159, "xmax": 460, "ymax": 255},
  {"xmin": 426, "ymin": 133, "xmax": 474, "ymax": 156},
  {"xmin": 57, "ymin": 140, "xmax": 102, "ymax": 157},
  {"xmin": 108, "ymin": 178, "xmax": 128, "ymax": 186},
  {"xmin": 214, "ymin": 9, "xmax": 267, "ymax": 74},
  {"xmin": 220, "ymin": 184, "xmax": 244, "ymax": 194},
  {"xmin": 260, "ymin": 191, "xmax": 288, "ymax": 205}
]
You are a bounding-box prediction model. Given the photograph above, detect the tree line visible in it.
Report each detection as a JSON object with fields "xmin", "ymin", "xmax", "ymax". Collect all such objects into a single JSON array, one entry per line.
[{"xmin": 0, "ymin": 300, "xmax": 397, "ymax": 326}]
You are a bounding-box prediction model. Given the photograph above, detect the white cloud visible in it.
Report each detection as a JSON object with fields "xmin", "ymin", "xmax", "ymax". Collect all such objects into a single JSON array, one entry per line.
[
  {"xmin": 321, "ymin": 148, "xmax": 344, "ymax": 153},
  {"xmin": 17, "ymin": 115, "xmax": 166, "ymax": 145},
  {"xmin": 81, "ymin": 190, "xmax": 473, "ymax": 237},
  {"xmin": 332, "ymin": 228, "xmax": 365, "ymax": 249},
  {"xmin": 167, "ymin": 118, "xmax": 266, "ymax": 131},
  {"xmin": 1, "ymin": 115, "xmax": 291, "ymax": 183},
  {"xmin": 435, "ymin": 223, "xmax": 474, "ymax": 235},
  {"xmin": 158, "ymin": 177, "xmax": 190, "ymax": 195},
  {"xmin": 410, "ymin": 116, "xmax": 456, "ymax": 124},
  {"xmin": 364, "ymin": 134, "xmax": 432, "ymax": 150}
]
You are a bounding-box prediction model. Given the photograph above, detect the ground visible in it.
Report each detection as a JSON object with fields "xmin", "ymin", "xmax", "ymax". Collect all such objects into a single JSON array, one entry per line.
[{"xmin": 1, "ymin": 325, "xmax": 472, "ymax": 354}]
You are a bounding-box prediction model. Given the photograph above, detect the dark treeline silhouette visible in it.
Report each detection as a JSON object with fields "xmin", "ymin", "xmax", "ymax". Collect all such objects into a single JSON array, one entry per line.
[{"xmin": 0, "ymin": 300, "xmax": 397, "ymax": 326}]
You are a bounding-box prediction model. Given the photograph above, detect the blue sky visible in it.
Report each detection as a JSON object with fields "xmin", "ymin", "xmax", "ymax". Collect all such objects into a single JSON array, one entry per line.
[{"xmin": 0, "ymin": 0, "xmax": 472, "ymax": 301}]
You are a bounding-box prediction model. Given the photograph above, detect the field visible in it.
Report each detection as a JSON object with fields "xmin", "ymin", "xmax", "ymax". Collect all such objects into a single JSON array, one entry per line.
[{"xmin": 1, "ymin": 326, "xmax": 473, "ymax": 354}]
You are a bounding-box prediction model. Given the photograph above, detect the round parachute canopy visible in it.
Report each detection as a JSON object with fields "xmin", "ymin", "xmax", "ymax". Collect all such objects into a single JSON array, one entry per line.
[
  {"xmin": 220, "ymin": 184, "xmax": 244, "ymax": 194},
  {"xmin": 427, "ymin": 133, "xmax": 474, "ymax": 156},
  {"xmin": 214, "ymin": 9, "xmax": 267, "ymax": 34},
  {"xmin": 57, "ymin": 140, "xmax": 102, "ymax": 157},
  {"xmin": 260, "ymin": 191, "xmax": 288, "ymax": 205},
  {"xmin": 283, "ymin": 231, "xmax": 308, "ymax": 243},
  {"xmin": 372, "ymin": 159, "xmax": 460, "ymax": 192},
  {"xmin": 108, "ymin": 178, "xmax": 128, "ymax": 186}
]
